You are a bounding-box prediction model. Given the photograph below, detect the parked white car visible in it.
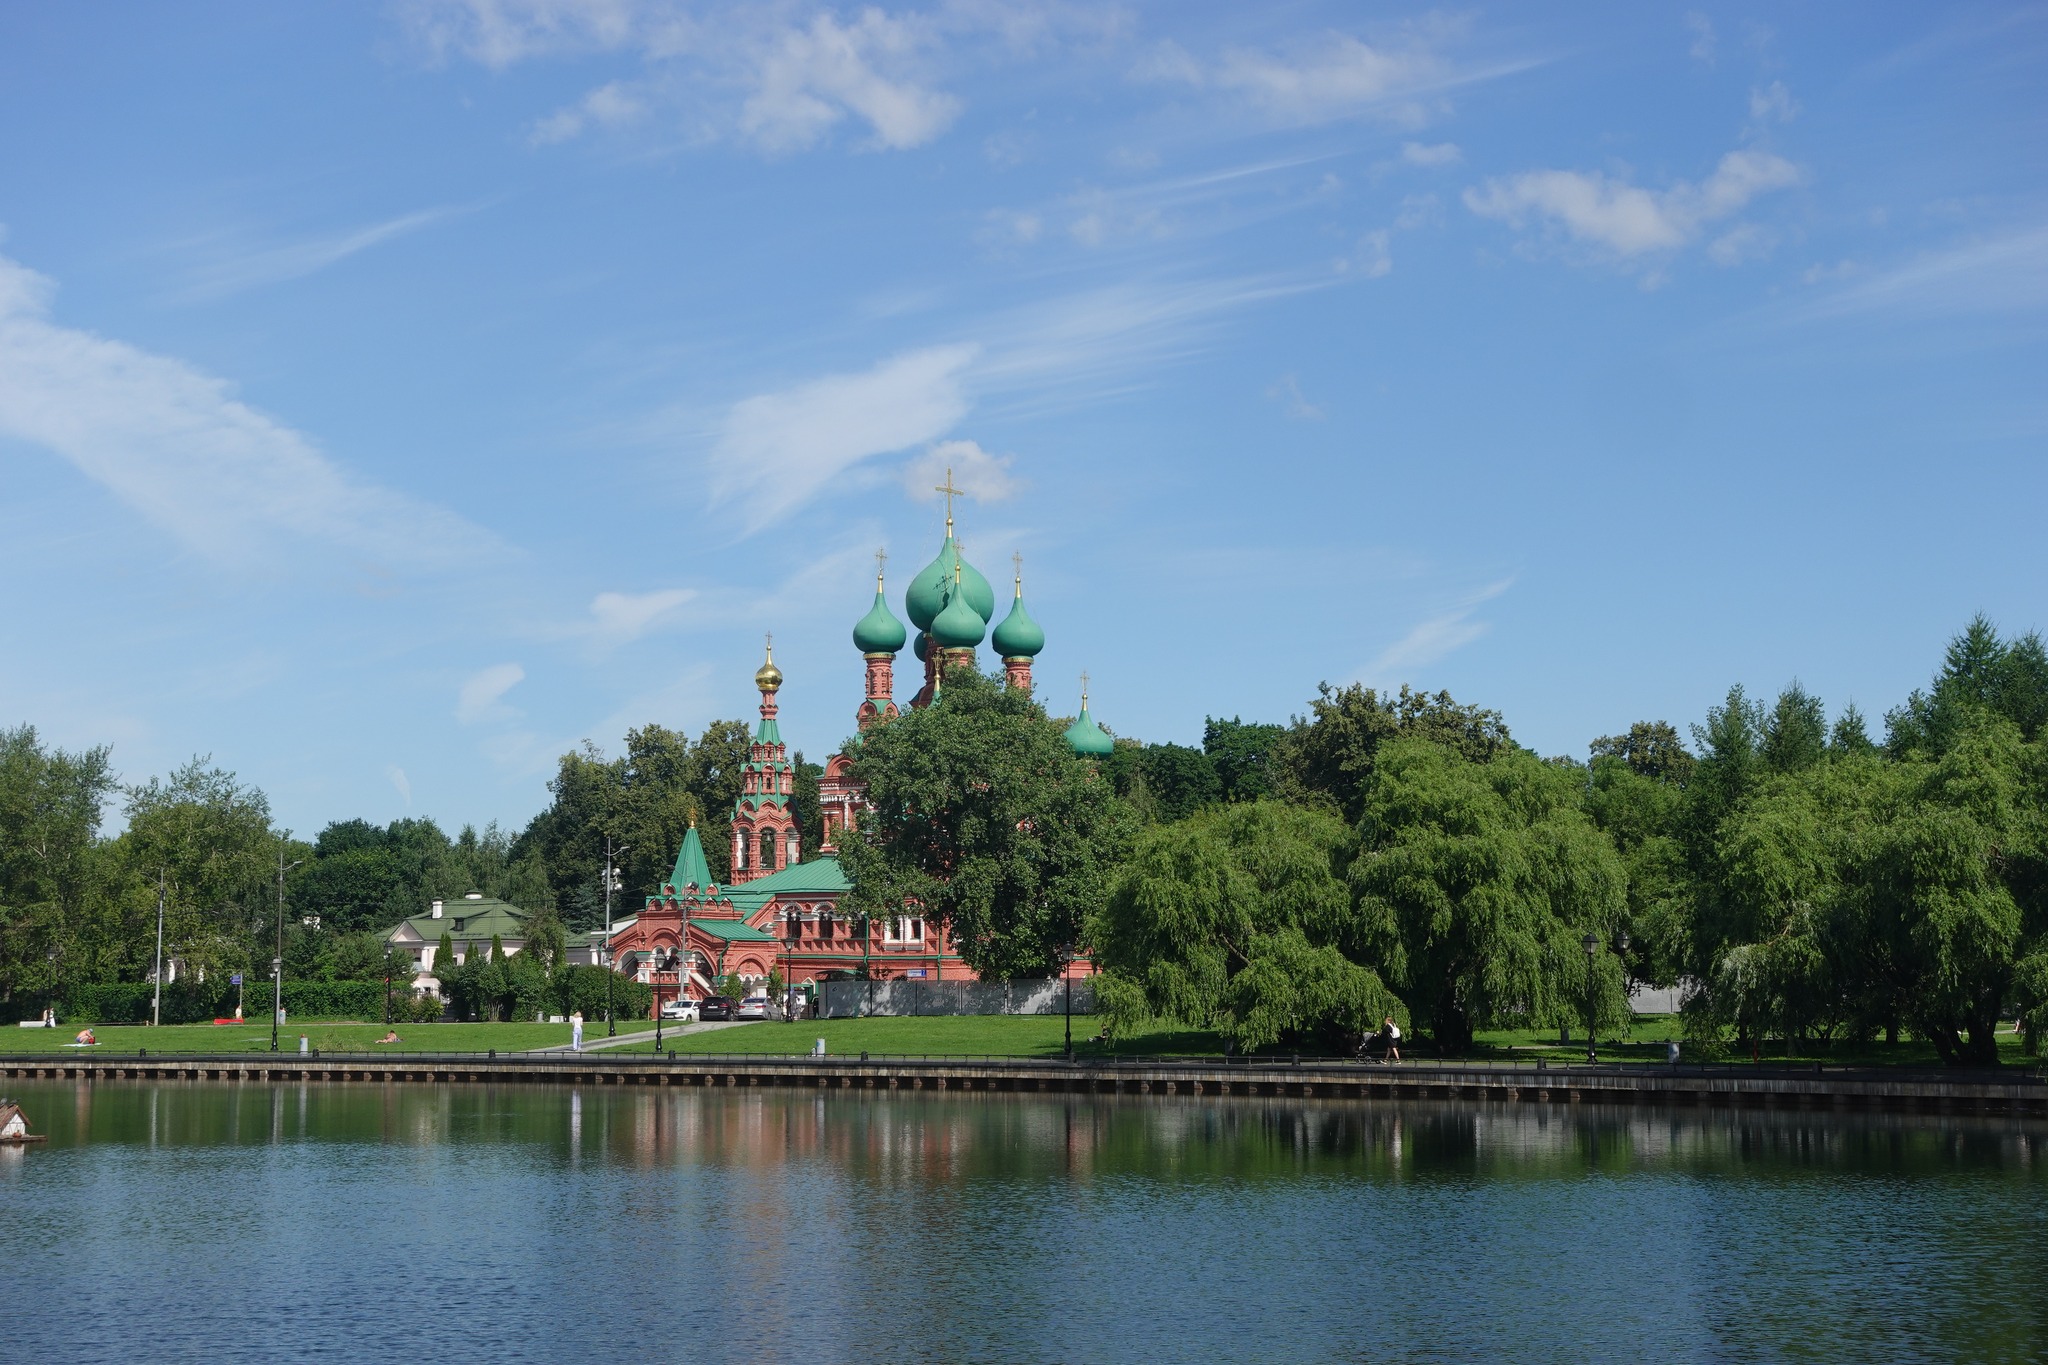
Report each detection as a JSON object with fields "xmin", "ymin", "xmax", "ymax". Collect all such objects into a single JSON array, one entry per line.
[
  {"xmin": 660, "ymin": 998, "xmax": 699, "ymax": 1022},
  {"xmin": 737, "ymin": 995, "xmax": 770, "ymax": 1020}
]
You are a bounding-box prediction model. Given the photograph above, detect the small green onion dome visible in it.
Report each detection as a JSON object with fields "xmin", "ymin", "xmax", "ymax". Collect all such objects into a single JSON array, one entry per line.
[
  {"xmin": 992, "ymin": 591, "xmax": 1044, "ymax": 659},
  {"xmin": 906, "ymin": 536, "xmax": 995, "ymax": 629},
  {"xmin": 1064, "ymin": 703, "xmax": 1115, "ymax": 758},
  {"xmin": 852, "ymin": 589, "xmax": 907, "ymax": 654},
  {"xmin": 912, "ymin": 630, "xmax": 930, "ymax": 663},
  {"xmin": 931, "ymin": 574, "xmax": 987, "ymax": 649}
]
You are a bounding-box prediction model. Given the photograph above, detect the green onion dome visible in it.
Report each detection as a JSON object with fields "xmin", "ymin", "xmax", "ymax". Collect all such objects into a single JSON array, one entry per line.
[
  {"xmin": 1064, "ymin": 702, "xmax": 1115, "ymax": 758},
  {"xmin": 992, "ymin": 588, "xmax": 1044, "ymax": 659},
  {"xmin": 905, "ymin": 536, "xmax": 995, "ymax": 630},
  {"xmin": 912, "ymin": 630, "xmax": 930, "ymax": 663},
  {"xmin": 852, "ymin": 589, "xmax": 907, "ymax": 654},
  {"xmin": 931, "ymin": 566, "xmax": 987, "ymax": 649}
]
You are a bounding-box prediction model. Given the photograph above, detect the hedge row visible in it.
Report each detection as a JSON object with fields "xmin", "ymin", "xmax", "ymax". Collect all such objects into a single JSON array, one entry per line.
[{"xmin": 42, "ymin": 979, "xmax": 422, "ymax": 1025}]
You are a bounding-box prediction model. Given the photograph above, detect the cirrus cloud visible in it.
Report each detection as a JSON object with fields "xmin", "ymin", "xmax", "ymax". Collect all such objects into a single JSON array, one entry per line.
[{"xmin": 1464, "ymin": 149, "xmax": 1802, "ymax": 261}]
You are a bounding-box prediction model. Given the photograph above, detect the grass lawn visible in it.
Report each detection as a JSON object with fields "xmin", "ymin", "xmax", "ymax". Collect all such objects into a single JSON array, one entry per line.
[
  {"xmin": 636, "ymin": 1014, "xmax": 1219, "ymax": 1059},
  {"xmin": 0, "ymin": 1019, "xmax": 660, "ymax": 1055},
  {"xmin": 1471, "ymin": 1016, "xmax": 2040, "ymax": 1069},
  {"xmin": 7, "ymin": 1012, "xmax": 2034, "ymax": 1070}
]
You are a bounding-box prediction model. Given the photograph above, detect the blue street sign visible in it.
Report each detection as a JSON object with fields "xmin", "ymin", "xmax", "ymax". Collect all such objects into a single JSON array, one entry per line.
[{"xmin": 230, "ymin": 973, "xmax": 242, "ymax": 985}]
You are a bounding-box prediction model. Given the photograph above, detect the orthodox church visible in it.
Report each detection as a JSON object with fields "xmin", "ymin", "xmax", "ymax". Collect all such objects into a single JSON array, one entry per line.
[{"xmin": 606, "ymin": 480, "xmax": 1111, "ymax": 1013}]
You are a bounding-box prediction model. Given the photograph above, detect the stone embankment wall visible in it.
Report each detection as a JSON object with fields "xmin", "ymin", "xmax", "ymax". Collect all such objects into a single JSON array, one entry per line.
[
  {"xmin": 4, "ymin": 1054, "xmax": 2042, "ymax": 1119},
  {"xmin": 818, "ymin": 979, "xmax": 1094, "ymax": 1018}
]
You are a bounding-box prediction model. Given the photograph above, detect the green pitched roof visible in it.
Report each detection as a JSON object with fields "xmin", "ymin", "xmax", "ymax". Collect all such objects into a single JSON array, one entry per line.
[
  {"xmin": 690, "ymin": 918, "xmax": 778, "ymax": 942},
  {"xmin": 668, "ymin": 824, "xmax": 714, "ymax": 890},
  {"xmin": 726, "ymin": 854, "xmax": 853, "ymax": 913},
  {"xmin": 384, "ymin": 896, "xmax": 528, "ymax": 944}
]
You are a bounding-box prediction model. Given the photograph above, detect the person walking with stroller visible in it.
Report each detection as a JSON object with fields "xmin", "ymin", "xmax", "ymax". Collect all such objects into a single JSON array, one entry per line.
[{"xmin": 1380, "ymin": 1015, "xmax": 1402, "ymax": 1064}]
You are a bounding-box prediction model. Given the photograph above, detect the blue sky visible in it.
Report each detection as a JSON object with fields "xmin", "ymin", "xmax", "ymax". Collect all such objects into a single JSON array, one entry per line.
[{"xmin": 1, "ymin": 1, "xmax": 2043, "ymax": 836}]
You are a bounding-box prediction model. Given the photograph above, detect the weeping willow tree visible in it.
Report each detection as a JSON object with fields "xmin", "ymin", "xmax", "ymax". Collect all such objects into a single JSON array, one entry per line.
[
  {"xmin": 1091, "ymin": 800, "xmax": 1398, "ymax": 1050},
  {"xmin": 1350, "ymin": 738, "xmax": 1629, "ymax": 1052}
]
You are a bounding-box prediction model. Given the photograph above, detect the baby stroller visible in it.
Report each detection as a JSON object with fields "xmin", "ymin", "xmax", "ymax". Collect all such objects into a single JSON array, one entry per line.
[{"xmin": 1356, "ymin": 1029, "xmax": 1400, "ymax": 1064}]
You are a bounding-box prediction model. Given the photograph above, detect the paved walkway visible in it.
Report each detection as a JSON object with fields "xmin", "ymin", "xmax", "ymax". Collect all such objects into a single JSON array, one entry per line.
[{"xmin": 536, "ymin": 1019, "xmax": 751, "ymax": 1053}]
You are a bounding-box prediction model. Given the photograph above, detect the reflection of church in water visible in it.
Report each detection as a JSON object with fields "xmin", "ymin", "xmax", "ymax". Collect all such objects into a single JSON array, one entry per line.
[{"xmin": 606, "ymin": 482, "xmax": 1114, "ymax": 1012}]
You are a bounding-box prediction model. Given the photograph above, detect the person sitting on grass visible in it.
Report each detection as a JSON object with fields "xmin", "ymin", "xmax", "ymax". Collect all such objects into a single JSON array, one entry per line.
[
  {"xmin": 74, "ymin": 1028, "xmax": 96, "ymax": 1046},
  {"xmin": 377, "ymin": 1031, "xmax": 402, "ymax": 1044}
]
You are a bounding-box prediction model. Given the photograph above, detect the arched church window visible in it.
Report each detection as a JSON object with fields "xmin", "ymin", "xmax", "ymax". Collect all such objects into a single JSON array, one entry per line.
[
  {"xmin": 759, "ymin": 830, "xmax": 777, "ymax": 871},
  {"xmin": 785, "ymin": 831, "xmax": 799, "ymax": 865}
]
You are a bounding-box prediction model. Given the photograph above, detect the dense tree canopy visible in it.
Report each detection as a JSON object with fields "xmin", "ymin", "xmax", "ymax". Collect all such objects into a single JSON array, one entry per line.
[
  {"xmin": 1274, "ymin": 682, "xmax": 1513, "ymax": 823},
  {"xmin": 1351, "ymin": 739, "xmax": 1629, "ymax": 1051},
  {"xmin": 6, "ymin": 614, "xmax": 2044, "ymax": 1067},
  {"xmin": 839, "ymin": 665, "xmax": 1138, "ymax": 979},
  {"xmin": 1092, "ymin": 800, "xmax": 1396, "ymax": 1050}
]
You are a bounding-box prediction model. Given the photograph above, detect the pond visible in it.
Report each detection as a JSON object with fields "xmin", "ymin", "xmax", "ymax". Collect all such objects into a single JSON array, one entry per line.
[{"xmin": 1, "ymin": 1081, "xmax": 2042, "ymax": 1363}]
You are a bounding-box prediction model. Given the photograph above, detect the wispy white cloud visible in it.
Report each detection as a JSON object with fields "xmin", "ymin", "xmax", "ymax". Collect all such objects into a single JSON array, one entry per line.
[
  {"xmin": 1747, "ymin": 80, "xmax": 1799, "ymax": 127},
  {"xmin": 0, "ymin": 252, "xmax": 497, "ymax": 569},
  {"xmin": 172, "ymin": 207, "xmax": 465, "ymax": 300},
  {"xmin": 1464, "ymin": 149, "xmax": 1802, "ymax": 261},
  {"xmin": 739, "ymin": 9, "xmax": 961, "ymax": 152},
  {"xmin": 1137, "ymin": 22, "xmax": 1532, "ymax": 129},
  {"xmin": 407, "ymin": 0, "xmax": 1104, "ymax": 155},
  {"xmin": 709, "ymin": 344, "xmax": 978, "ymax": 531},
  {"xmin": 386, "ymin": 765, "xmax": 413, "ymax": 806},
  {"xmin": 987, "ymin": 154, "xmax": 1337, "ymax": 254},
  {"xmin": 901, "ymin": 438, "xmax": 1022, "ymax": 505},
  {"xmin": 1402, "ymin": 140, "xmax": 1461, "ymax": 166},
  {"xmin": 1790, "ymin": 224, "xmax": 2048, "ymax": 320},
  {"xmin": 1265, "ymin": 373, "xmax": 1324, "ymax": 420},
  {"xmin": 456, "ymin": 662, "xmax": 526, "ymax": 724},
  {"xmin": 585, "ymin": 588, "xmax": 697, "ymax": 646},
  {"xmin": 1684, "ymin": 11, "xmax": 1716, "ymax": 65},
  {"xmin": 530, "ymin": 81, "xmax": 647, "ymax": 145},
  {"xmin": 1358, "ymin": 578, "xmax": 1513, "ymax": 687}
]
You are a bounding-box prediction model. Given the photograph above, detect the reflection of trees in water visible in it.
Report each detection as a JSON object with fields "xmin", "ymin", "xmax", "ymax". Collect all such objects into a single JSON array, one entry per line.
[{"xmin": 10, "ymin": 1083, "xmax": 2046, "ymax": 1186}]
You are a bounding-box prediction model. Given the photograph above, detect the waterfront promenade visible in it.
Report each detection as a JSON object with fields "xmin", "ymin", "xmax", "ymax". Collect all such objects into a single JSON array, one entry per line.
[{"xmin": 6, "ymin": 1049, "xmax": 2041, "ymax": 1118}]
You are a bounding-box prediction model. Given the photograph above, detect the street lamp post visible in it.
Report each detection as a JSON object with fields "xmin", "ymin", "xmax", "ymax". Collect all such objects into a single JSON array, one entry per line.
[
  {"xmin": 271, "ymin": 842, "xmax": 303, "ymax": 1053},
  {"xmin": 1058, "ymin": 946, "xmax": 1076, "ymax": 1061},
  {"xmin": 603, "ymin": 839, "xmax": 628, "ymax": 1038},
  {"xmin": 1582, "ymin": 932, "xmax": 1600, "ymax": 1065},
  {"xmin": 151, "ymin": 869, "xmax": 166, "ymax": 1028},
  {"xmin": 784, "ymin": 909, "xmax": 799, "ymax": 1024}
]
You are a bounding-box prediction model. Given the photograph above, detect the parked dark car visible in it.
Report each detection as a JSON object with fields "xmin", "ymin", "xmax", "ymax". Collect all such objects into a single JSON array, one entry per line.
[{"xmin": 698, "ymin": 996, "xmax": 737, "ymax": 1021}]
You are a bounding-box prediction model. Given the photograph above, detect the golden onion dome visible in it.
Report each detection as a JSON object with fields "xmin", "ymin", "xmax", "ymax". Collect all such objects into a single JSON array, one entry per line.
[{"xmin": 754, "ymin": 636, "xmax": 783, "ymax": 692}]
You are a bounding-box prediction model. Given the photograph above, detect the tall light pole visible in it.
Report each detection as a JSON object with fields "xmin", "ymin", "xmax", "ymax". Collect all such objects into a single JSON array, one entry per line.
[
  {"xmin": 272, "ymin": 840, "xmax": 302, "ymax": 1053},
  {"xmin": 151, "ymin": 868, "xmax": 166, "ymax": 1028},
  {"xmin": 784, "ymin": 908, "xmax": 800, "ymax": 1024},
  {"xmin": 1582, "ymin": 932, "xmax": 1600, "ymax": 1065},
  {"xmin": 1058, "ymin": 945, "xmax": 1076, "ymax": 1061},
  {"xmin": 603, "ymin": 838, "xmax": 627, "ymax": 1038}
]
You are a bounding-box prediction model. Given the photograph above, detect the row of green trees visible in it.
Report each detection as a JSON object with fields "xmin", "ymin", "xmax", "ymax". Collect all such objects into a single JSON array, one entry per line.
[
  {"xmin": 5, "ymin": 616, "xmax": 2040, "ymax": 1063},
  {"xmin": 837, "ymin": 618, "xmax": 2047, "ymax": 1067}
]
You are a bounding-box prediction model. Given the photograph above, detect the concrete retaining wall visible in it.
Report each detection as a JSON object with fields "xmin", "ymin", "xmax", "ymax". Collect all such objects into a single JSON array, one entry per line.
[
  {"xmin": 819, "ymin": 979, "xmax": 1094, "ymax": 1018},
  {"xmin": 3, "ymin": 1053, "xmax": 2041, "ymax": 1118}
]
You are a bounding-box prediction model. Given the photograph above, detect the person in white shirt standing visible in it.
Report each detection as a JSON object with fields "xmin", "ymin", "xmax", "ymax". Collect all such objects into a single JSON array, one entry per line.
[
  {"xmin": 1381, "ymin": 1015, "xmax": 1402, "ymax": 1064},
  {"xmin": 570, "ymin": 1010, "xmax": 584, "ymax": 1052}
]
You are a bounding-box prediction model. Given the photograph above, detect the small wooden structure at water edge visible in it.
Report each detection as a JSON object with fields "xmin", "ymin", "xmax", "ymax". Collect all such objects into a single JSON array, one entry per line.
[{"xmin": 0, "ymin": 1100, "xmax": 48, "ymax": 1144}]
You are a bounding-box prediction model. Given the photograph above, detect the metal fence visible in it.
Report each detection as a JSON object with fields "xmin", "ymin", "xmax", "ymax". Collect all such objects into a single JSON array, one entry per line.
[{"xmin": 817, "ymin": 978, "xmax": 1094, "ymax": 1018}]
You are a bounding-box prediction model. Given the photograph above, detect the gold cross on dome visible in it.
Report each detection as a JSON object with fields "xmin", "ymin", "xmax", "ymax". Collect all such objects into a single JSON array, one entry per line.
[
  {"xmin": 1080, "ymin": 670, "xmax": 1091, "ymax": 706},
  {"xmin": 1012, "ymin": 551, "xmax": 1023, "ymax": 593},
  {"xmin": 875, "ymin": 546, "xmax": 888, "ymax": 588},
  {"xmin": 934, "ymin": 466, "xmax": 963, "ymax": 533}
]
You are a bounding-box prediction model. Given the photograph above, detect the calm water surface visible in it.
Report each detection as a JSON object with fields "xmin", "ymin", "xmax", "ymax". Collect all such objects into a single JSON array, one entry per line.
[{"xmin": 0, "ymin": 1080, "xmax": 2042, "ymax": 1363}]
